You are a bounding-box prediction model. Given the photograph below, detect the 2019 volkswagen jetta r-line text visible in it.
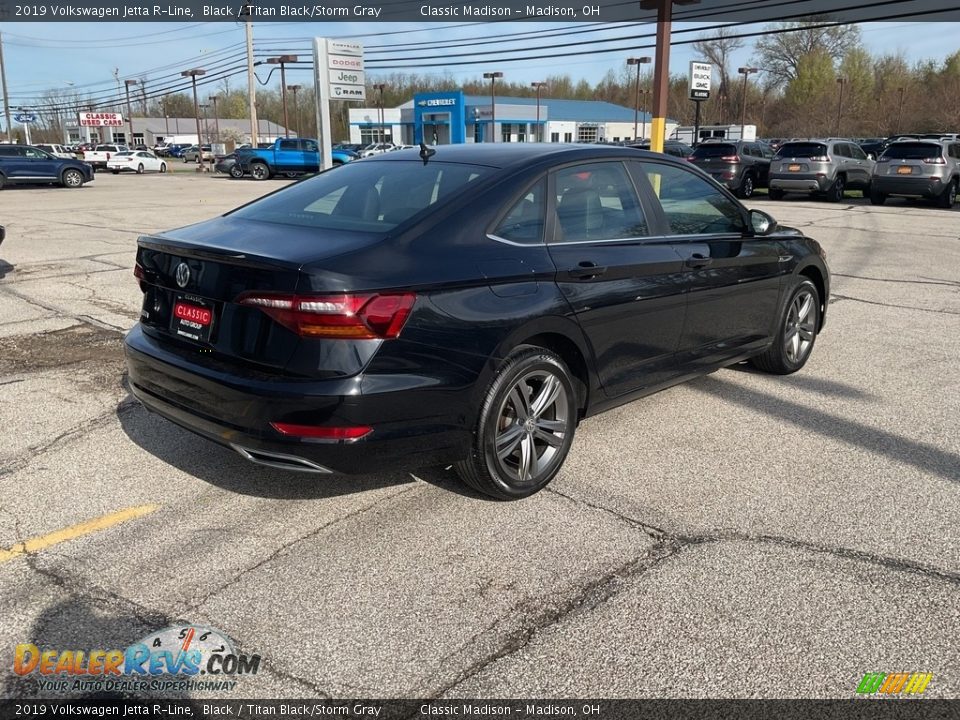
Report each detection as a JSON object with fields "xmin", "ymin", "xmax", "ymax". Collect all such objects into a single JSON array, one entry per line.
[{"xmin": 124, "ymin": 144, "xmax": 829, "ymax": 499}]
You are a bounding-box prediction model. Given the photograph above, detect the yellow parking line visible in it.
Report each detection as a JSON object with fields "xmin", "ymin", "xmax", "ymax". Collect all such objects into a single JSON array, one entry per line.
[{"xmin": 0, "ymin": 504, "xmax": 159, "ymax": 564}]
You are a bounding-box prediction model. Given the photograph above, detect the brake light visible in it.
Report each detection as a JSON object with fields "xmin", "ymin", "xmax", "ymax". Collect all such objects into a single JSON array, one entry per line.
[
  {"xmin": 686, "ymin": 155, "xmax": 695, "ymax": 161},
  {"xmin": 721, "ymin": 155, "xmax": 740, "ymax": 162},
  {"xmin": 270, "ymin": 422, "xmax": 372, "ymax": 440},
  {"xmin": 238, "ymin": 292, "xmax": 416, "ymax": 339},
  {"xmin": 809, "ymin": 155, "xmax": 830, "ymax": 162},
  {"xmin": 133, "ymin": 263, "xmax": 147, "ymax": 292},
  {"xmin": 922, "ymin": 156, "xmax": 945, "ymax": 164}
]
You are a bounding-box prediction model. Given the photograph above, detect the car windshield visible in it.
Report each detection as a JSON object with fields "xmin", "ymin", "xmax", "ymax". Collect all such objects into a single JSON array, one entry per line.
[
  {"xmin": 230, "ymin": 160, "xmax": 492, "ymax": 232},
  {"xmin": 691, "ymin": 144, "xmax": 737, "ymax": 158},
  {"xmin": 775, "ymin": 143, "xmax": 828, "ymax": 158},
  {"xmin": 881, "ymin": 142, "xmax": 943, "ymax": 159}
]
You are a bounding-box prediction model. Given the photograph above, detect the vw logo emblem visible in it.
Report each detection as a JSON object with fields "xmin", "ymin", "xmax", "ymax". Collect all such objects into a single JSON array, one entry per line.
[{"xmin": 175, "ymin": 262, "xmax": 190, "ymax": 288}]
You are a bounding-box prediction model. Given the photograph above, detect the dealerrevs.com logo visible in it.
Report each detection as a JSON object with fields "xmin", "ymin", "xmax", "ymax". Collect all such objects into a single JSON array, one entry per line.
[
  {"xmin": 14, "ymin": 625, "xmax": 260, "ymax": 694},
  {"xmin": 856, "ymin": 672, "xmax": 933, "ymax": 695}
]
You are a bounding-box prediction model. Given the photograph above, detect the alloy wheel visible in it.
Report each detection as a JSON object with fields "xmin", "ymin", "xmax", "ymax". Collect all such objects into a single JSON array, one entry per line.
[
  {"xmin": 492, "ymin": 369, "xmax": 570, "ymax": 486},
  {"xmin": 784, "ymin": 290, "xmax": 816, "ymax": 364},
  {"xmin": 63, "ymin": 170, "xmax": 83, "ymax": 188}
]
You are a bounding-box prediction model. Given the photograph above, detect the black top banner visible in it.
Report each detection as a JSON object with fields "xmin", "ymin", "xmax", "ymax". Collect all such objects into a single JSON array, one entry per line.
[{"xmin": 0, "ymin": 0, "xmax": 958, "ymax": 22}]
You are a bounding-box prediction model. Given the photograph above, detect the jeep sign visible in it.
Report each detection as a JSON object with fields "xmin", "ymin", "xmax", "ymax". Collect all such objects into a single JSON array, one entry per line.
[{"xmin": 689, "ymin": 61, "xmax": 712, "ymax": 100}]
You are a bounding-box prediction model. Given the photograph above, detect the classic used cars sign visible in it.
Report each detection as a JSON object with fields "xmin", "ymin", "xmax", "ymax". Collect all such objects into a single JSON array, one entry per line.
[{"xmin": 79, "ymin": 112, "xmax": 124, "ymax": 127}]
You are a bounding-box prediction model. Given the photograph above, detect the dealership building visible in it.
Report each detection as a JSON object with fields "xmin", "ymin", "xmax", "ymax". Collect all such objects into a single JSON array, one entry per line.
[
  {"xmin": 348, "ymin": 90, "xmax": 678, "ymax": 145},
  {"xmin": 63, "ymin": 116, "xmax": 293, "ymax": 146}
]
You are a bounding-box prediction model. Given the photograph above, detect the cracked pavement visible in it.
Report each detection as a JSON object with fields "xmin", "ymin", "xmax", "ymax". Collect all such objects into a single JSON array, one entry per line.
[{"xmin": 0, "ymin": 175, "xmax": 958, "ymax": 700}]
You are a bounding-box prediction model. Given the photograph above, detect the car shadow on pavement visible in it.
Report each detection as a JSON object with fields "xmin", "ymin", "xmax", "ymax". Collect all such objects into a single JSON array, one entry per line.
[
  {"xmin": 1, "ymin": 593, "xmax": 203, "ymax": 701},
  {"xmin": 726, "ymin": 362, "xmax": 875, "ymax": 400},
  {"xmin": 116, "ymin": 401, "xmax": 415, "ymax": 500},
  {"xmin": 696, "ymin": 374, "xmax": 960, "ymax": 484}
]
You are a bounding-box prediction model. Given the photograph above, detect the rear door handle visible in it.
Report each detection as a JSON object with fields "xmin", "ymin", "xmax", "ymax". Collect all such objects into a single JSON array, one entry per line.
[
  {"xmin": 568, "ymin": 262, "xmax": 607, "ymax": 280},
  {"xmin": 685, "ymin": 254, "xmax": 712, "ymax": 268}
]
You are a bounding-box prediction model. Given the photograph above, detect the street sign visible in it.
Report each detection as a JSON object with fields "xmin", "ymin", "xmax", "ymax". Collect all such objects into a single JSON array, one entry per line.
[
  {"xmin": 329, "ymin": 69, "xmax": 365, "ymax": 86},
  {"xmin": 14, "ymin": 113, "xmax": 38, "ymax": 124},
  {"xmin": 326, "ymin": 39, "xmax": 363, "ymax": 57},
  {"xmin": 315, "ymin": 37, "xmax": 367, "ymax": 170},
  {"xmin": 689, "ymin": 61, "xmax": 713, "ymax": 101},
  {"xmin": 329, "ymin": 85, "xmax": 366, "ymax": 100},
  {"xmin": 78, "ymin": 112, "xmax": 124, "ymax": 127}
]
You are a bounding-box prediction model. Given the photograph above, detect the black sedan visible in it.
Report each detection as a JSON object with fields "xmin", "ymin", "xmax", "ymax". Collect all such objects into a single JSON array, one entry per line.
[
  {"xmin": 214, "ymin": 152, "xmax": 243, "ymax": 178},
  {"xmin": 124, "ymin": 144, "xmax": 829, "ymax": 499}
]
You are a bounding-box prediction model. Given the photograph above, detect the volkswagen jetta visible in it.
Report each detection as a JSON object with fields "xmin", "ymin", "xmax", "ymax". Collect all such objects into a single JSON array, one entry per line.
[{"xmin": 124, "ymin": 144, "xmax": 829, "ymax": 499}]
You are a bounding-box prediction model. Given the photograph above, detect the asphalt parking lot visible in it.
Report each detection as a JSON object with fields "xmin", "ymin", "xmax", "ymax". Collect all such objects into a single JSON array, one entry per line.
[{"xmin": 1, "ymin": 171, "xmax": 958, "ymax": 700}]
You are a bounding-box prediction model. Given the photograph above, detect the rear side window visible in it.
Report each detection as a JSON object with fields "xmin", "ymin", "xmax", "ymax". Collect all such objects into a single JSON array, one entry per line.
[
  {"xmin": 230, "ymin": 160, "xmax": 491, "ymax": 232},
  {"xmin": 881, "ymin": 143, "xmax": 943, "ymax": 160},
  {"xmin": 494, "ymin": 178, "xmax": 546, "ymax": 244},
  {"xmin": 553, "ymin": 162, "xmax": 648, "ymax": 243},
  {"xmin": 775, "ymin": 143, "xmax": 828, "ymax": 159},
  {"xmin": 691, "ymin": 144, "xmax": 737, "ymax": 159}
]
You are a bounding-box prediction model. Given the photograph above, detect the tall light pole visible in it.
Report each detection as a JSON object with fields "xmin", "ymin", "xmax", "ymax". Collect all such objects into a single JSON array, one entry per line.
[
  {"xmin": 373, "ymin": 83, "xmax": 386, "ymax": 144},
  {"xmin": 124, "ymin": 79, "xmax": 139, "ymax": 146},
  {"xmin": 181, "ymin": 68, "xmax": 209, "ymax": 172},
  {"xmin": 640, "ymin": 88, "xmax": 651, "ymax": 140},
  {"xmin": 208, "ymin": 95, "xmax": 221, "ymax": 143},
  {"xmin": 483, "ymin": 71, "xmax": 503, "ymax": 143},
  {"xmin": 267, "ymin": 55, "xmax": 297, "ymax": 137},
  {"xmin": 896, "ymin": 86, "xmax": 905, "ymax": 134},
  {"xmin": 241, "ymin": 3, "xmax": 258, "ymax": 145},
  {"xmin": 626, "ymin": 56, "xmax": 651, "ymax": 140},
  {"xmin": 738, "ymin": 66, "xmax": 759, "ymax": 140},
  {"xmin": 199, "ymin": 104, "xmax": 210, "ymax": 145},
  {"xmin": 835, "ymin": 76, "xmax": 846, "ymax": 136},
  {"xmin": 287, "ymin": 85, "xmax": 302, "ymax": 137},
  {"xmin": 0, "ymin": 32, "xmax": 11, "ymax": 142},
  {"xmin": 531, "ymin": 81, "xmax": 547, "ymax": 142}
]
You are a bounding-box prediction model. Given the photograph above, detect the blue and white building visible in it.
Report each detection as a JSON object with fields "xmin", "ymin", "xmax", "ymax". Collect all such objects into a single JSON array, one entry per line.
[{"xmin": 348, "ymin": 90, "xmax": 678, "ymax": 145}]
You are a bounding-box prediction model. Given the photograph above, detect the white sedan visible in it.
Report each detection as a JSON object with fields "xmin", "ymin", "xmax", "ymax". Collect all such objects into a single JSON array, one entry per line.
[{"xmin": 106, "ymin": 151, "xmax": 167, "ymax": 174}]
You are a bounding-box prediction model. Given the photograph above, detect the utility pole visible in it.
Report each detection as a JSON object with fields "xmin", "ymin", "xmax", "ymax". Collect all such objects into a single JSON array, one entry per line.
[
  {"xmin": 181, "ymin": 68, "xmax": 210, "ymax": 171},
  {"xmin": 124, "ymin": 79, "xmax": 139, "ymax": 146},
  {"xmin": 738, "ymin": 66, "xmax": 759, "ymax": 140},
  {"xmin": 372, "ymin": 83, "xmax": 386, "ymax": 144},
  {"xmin": 242, "ymin": 3, "xmax": 258, "ymax": 145},
  {"xmin": 0, "ymin": 32, "xmax": 12, "ymax": 142},
  {"xmin": 835, "ymin": 76, "xmax": 846, "ymax": 136},
  {"xmin": 531, "ymin": 81, "xmax": 547, "ymax": 141},
  {"xmin": 209, "ymin": 95, "xmax": 221, "ymax": 142},
  {"xmin": 626, "ymin": 57, "xmax": 651, "ymax": 141},
  {"xmin": 287, "ymin": 86, "xmax": 302, "ymax": 137}
]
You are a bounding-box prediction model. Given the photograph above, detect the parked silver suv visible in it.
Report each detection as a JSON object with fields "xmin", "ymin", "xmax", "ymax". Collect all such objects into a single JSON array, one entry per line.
[
  {"xmin": 769, "ymin": 139, "xmax": 874, "ymax": 202},
  {"xmin": 870, "ymin": 140, "xmax": 959, "ymax": 208}
]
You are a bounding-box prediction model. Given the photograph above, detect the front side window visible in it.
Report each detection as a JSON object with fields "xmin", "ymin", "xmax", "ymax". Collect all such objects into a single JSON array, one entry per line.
[
  {"xmin": 553, "ymin": 162, "xmax": 647, "ymax": 243},
  {"xmin": 279, "ymin": 140, "xmax": 298, "ymax": 151},
  {"xmin": 641, "ymin": 162, "xmax": 745, "ymax": 236},
  {"xmin": 303, "ymin": 140, "xmax": 318, "ymax": 153},
  {"xmin": 494, "ymin": 178, "xmax": 545, "ymax": 244}
]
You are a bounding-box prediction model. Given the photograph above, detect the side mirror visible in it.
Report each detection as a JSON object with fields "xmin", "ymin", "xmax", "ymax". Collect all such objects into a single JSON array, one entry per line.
[{"xmin": 749, "ymin": 209, "xmax": 778, "ymax": 236}]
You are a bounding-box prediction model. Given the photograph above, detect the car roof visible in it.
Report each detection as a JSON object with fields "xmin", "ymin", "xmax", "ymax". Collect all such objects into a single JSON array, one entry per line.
[{"xmin": 364, "ymin": 143, "xmax": 673, "ymax": 170}]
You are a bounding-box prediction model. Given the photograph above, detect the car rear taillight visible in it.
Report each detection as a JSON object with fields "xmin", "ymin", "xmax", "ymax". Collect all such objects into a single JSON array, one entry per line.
[
  {"xmin": 238, "ymin": 292, "xmax": 416, "ymax": 339},
  {"xmin": 270, "ymin": 422, "xmax": 372, "ymax": 440},
  {"xmin": 922, "ymin": 156, "xmax": 945, "ymax": 164},
  {"xmin": 686, "ymin": 155, "xmax": 695, "ymax": 161},
  {"xmin": 720, "ymin": 155, "xmax": 740, "ymax": 162},
  {"xmin": 133, "ymin": 263, "xmax": 148, "ymax": 292},
  {"xmin": 809, "ymin": 155, "xmax": 830, "ymax": 162}
]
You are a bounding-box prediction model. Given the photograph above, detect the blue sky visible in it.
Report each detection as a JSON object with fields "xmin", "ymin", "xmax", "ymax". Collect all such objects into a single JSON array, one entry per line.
[{"xmin": 2, "ymin": 21, "xmax": 958, "ymax": 107}]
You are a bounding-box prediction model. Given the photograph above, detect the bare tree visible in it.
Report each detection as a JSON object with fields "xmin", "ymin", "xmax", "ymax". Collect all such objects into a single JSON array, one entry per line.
[{"xmin": 754, "ymin": 18, "xmax": 862, "ymax": 85}]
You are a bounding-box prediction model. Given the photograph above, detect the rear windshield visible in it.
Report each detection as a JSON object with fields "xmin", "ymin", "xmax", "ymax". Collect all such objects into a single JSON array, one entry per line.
[
  {"xmin": 775, "ymin": 143, "xmax": 828, "ymax": 158},
  {"xmin": 230, "ymin": 160, "xmax": 492, "ymax": 232},
  {"xmin": 881, "ymin": 142, "xmax": 942, "ymax": 159},
  {"xmin": 691, "ymin": 144, "xmax": 736, "ymax": 158}
]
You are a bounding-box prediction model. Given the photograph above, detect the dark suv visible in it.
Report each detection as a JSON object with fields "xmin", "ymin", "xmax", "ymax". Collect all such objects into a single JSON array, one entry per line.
[
  {"xmin": 0, "ymin": 144, "xmax": 94, "ymax": 189},
  {"xmin": 688, "ymin": 140, "xmax": 772, "ymax": 198},
  {"xmin": 871, "ymin": 140, "xmax": 960, "ymax": 208}
]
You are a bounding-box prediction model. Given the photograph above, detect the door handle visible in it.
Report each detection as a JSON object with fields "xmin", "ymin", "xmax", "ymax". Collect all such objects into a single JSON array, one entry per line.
[
  {"xmin": 568, "ymin": 262, "xmax": 607, "ymax": 280},
  {"xmin": 685, "ymin": 254, "xmax": 713, "ymax": 268}
]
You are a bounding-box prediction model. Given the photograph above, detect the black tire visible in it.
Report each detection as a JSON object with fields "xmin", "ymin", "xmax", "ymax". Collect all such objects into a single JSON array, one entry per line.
[
  {"xmin": 768, "ymin": 187, "xmax": 785, "ymax": 201},
  {"xmin": 736, "ymin": 173, "xmax": 755, "ymax": 199},
  {"xmin": 249, "ymin": 162, "xmax": 271, "ymax": 181},
  {"xmin": 183, "ymin": 156, "xmax": 188, "ymax": 163},
  {"xmin": 936, "ymin": 179, "xmax": 957, "ymax": 209},
  {"xmin": 455, "ymin": 346, "xmax": 577, "ymax": 500},
  {"xmin": 160, "ymin": 163, "xmax": 167, "ymax": 174},
  {"xmin": 136, "ymin": 164, "xmax": 144, "ymax": 174},
  {"xmin": 750, "ymin": 279, "xmax": 821, "ymax": 375},
  {"xmin": 870, "ymin": 189, "xmax": 887, "ymax": 206},
  {"xmin": 0, "ymin": 174, "xmax": 5, "ymax": 190},
  {"xmin": 111, "ymin": 170, "xmax": 120, "ymax": 175},
  {"xmin": 61, "ymin": 169, "xmax": 84, "ymax": 188},
  {"xmin": 229, "ymin": 164, "xmax": 244, "ymax": 179},
  {"xmin": 827, "ymin": 174, "xmax": 845, "ymax": 202}
]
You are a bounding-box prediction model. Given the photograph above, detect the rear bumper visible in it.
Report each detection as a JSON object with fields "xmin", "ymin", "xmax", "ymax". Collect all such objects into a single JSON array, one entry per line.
[
  {"xmin": 770, "ymin": 174, "xmax": 831, "ymax": 192},
  {"xmin": 872, "ymin": 176, "xmax": 943, "ymax": 198},
  {"xmin": 123, "ymin": 325, "xmax": 472, "ymax": 475}
]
